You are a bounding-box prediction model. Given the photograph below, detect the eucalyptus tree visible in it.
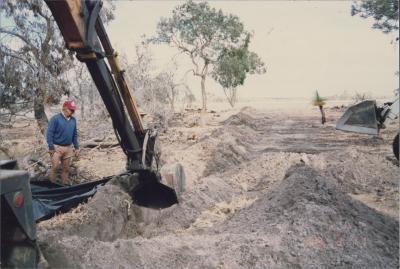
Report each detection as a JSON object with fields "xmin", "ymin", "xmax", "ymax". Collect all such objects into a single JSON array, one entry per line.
[
  {"xmin": 0, "ymin": 0, "xmax": 114, "ymax": 133},
  {"xmin": 212, "ymin": 40, "xmax": 265, "ymax": 107},
  {"xmin": 152, "ymin": 0, "xmax": 265, "ymax": 111},
  {"xmin": 351, "ymin": 0, "xmax": 399, "ymax": 76},
  {"xmin": 351, "ymin": 0, "xmax": 399, "ymax": 34},
  {"xmin": 0, "ymin": 0, "xmax": 73, "ymax": 133}
]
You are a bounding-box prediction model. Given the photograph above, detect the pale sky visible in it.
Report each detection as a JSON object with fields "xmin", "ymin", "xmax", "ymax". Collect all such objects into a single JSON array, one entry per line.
[{"xmin": 107, "ymin": 1, "xmax": 399, "ymax": 100}]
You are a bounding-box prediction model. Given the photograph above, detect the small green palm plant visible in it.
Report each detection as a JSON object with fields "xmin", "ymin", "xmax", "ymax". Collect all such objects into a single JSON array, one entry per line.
[{"xmin": 313, "ymin": 90, "xmax": 326, "ymax": 125}]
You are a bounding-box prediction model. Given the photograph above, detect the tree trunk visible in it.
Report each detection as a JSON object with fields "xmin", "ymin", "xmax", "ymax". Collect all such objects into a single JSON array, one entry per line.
[
  {"xmin": 201, "ymin": 75, "xmax": 207, "ymax": 112},
  {"xmin": 319, "ymin": 105, "xmax": 326, "ymax": 125},
  {"xmin": 89, "ymin": 86, "xmax": 94, "ymax": 116},
  {"xmin": 34, "ymin": 88, "xmax": 48, "ymax": 135},
  {"xmin": 170, "ymin": 99, "xmax": 175, "ymax": 112},
  {"xmin": 79, "ymin": 85, "xmax": 85, "ymax": 120},
  {"xmin": 224, "ymin": 87, "xmax": 237, "ymax": 108},
  {"xmin": 170, "ymin": 88, "xmax": 176, "ymax": 112},
  {"xmin": 232, "ymin": 88, "xmax": 237, "ymax": 107}
]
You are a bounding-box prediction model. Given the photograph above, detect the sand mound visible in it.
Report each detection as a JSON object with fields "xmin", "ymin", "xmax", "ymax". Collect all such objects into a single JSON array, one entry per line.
[
  {"xmin": 36, "ymin": 107, "xmax": 399, "ymax": 269},
  {"xmin": 203, "ymin": 109, "xmax": 267, "ymax": 176},
  {"xmin": 222, "ymin": 151, "xmax": 321, "ymax": 192},
  {"xmin": 318, "ymin": 148, "xmax": 399, "ymax": 193},
  {"xmin": 38, "ymin": 182, "xmax": 133, "ymax": 242},
  {"xmin": 131, "ymin": 174, "xmax": 241, "ymax": 238},
  {"xmin": 38, "ymin": 165, "xmax": 398, "ymax": 269},
  {"xmin": 215, "ymin": 165, "xmax": 398, "ymax": 268},
  {"xmin": 203, "ymin": 134, "xmax": 251, "ymax": 176},
  {"xmin": 223, "ymin": 110, "xmax": 267, "ymax": 130}
]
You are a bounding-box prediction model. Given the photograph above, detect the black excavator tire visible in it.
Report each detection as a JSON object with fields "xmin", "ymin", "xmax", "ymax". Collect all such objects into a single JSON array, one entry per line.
[{"xmin": 393, "ymin": 133, "xmax": 399, "ymax": 161}]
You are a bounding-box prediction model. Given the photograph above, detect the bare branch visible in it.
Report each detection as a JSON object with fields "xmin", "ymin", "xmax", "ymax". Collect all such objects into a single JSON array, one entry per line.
[
  {"xmin": 201, "ymin": 62, "xmax": 209, "ymax": 76},
  {"xmin": 0, "ymin": 28, "xmax": 39, "ymax": 57},
  {"xmin": 189, "ymin": 53, "xmax": 202, "ymax": 76},
  {"xmin": 42, "ymin": 16, "xmax": 54, "ymax": 52},
  {"xmin": 0, "ymin": 47, "xmax": 36, "ymax": 70},
  {"xmin": 35, "ymin": 5, "xmax": 51, "ymax": 21},
  {"xmin": 182, "ymin": 68, "xmax": 197, "ymax": 80}
]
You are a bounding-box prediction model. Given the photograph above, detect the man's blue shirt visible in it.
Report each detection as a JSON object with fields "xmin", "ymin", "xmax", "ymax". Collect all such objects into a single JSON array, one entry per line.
[{"xmin": 47, "ymin": 113, "xmax": 79, "ymax": 150}]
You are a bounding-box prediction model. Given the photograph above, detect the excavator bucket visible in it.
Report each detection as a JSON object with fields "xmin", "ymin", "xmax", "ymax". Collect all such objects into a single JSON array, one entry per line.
[
  {"xmin": 130, "ymin": 170, "xmax": 179, "ymax": 209},
  {"xmin": 336, "ymin": 100, "xmax": 379, "ymax": 135}
]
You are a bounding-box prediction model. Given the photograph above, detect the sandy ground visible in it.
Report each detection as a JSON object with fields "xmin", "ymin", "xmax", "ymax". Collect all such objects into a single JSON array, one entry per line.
[{"xmin": 1, "ymin": 100, "xmax": 399, "ymax": 268}]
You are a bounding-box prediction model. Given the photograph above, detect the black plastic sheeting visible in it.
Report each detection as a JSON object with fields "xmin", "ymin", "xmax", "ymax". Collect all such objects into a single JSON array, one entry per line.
[{"xmin": 30, "ymin": 177, "xmax": 111, "ymax": 222}]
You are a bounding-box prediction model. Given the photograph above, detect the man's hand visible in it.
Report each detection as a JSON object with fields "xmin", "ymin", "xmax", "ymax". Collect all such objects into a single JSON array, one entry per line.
[
  {"xmin": 74, "ymin": 149, "xmax": 80, "ymax": 158},
  {"xmin": 48, "ymin": 149, "xmax": 55, "ymax": 156}
]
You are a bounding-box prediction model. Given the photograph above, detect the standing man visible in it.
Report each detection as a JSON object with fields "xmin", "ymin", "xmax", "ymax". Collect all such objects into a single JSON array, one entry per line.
[{"xmin": 47, "ymin": 101, "xmax": 80, "ymax": 185}]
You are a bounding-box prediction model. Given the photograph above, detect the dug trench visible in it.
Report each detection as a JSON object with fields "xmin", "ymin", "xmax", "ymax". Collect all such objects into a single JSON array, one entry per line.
[{"xmin": 37, "ymin": 107, "xmax": 399, "ymax": 268}]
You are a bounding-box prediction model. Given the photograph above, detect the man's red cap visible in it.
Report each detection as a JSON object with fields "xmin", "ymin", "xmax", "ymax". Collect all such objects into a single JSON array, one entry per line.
[{"xmin": 63, "ymin": 101, "xmax": 77, "ymax": 111}]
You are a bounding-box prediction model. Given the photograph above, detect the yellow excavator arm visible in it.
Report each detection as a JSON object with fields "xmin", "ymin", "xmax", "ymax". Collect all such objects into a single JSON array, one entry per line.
[
  {"xmin": 44, "ymin": 0, "xmax": 178, "ymax": 209},
  {"xmin": 46, "ymin": 0, "xmax": 144, "ymax": 132}
]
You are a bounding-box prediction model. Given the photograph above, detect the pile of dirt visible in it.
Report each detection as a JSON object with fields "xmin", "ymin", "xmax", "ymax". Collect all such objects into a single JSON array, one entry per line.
[
  {"xmin": 203, "ymin": 132, "xmax": 251, "ymax": 176},
  {"xmin": 211, "ymin": 164, "xmax": 398, "ymax": 268},
  {"xmin": 37, "ymin": 165, "xmax": 398, "ymax": 269},
  {"xmin": 222, "ymin": 151, "xmax": 321, "ymax": 192},
  {"xmin": 35, "ymin": 107, "xmax": 399, "ymax": 269},
  {"xmin": 222, "ymin": 107, "xmax": 268, "ymax": 130},
  {"xmin": 131, "ymin": 174, "xmax": 241, "ymax": 238},
  {"xmin": 317, "ymin": 148, "xmax": 399, "ymax": 194},
  {"xmin": 38, "ymin": 182, "xmax": 132, "ymax": 242},
  {"xmin": 203, "ymin": 108, "xmax": 269, "ymax": 176}
]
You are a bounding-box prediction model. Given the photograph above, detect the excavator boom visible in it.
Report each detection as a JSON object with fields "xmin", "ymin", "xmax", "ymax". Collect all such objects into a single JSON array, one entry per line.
[{"xmin": 44, "ymin": 0, "xmax": 178, "ymax": 208}]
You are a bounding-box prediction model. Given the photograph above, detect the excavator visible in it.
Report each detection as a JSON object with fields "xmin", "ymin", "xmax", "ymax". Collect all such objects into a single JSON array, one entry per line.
[
  {"xmin": 1, "ymin": 0, "xmax": 183, "ymax": 267},
  {"xmin": 336, "ymin": 89, "xmax": 399, "ymax": 160}
]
